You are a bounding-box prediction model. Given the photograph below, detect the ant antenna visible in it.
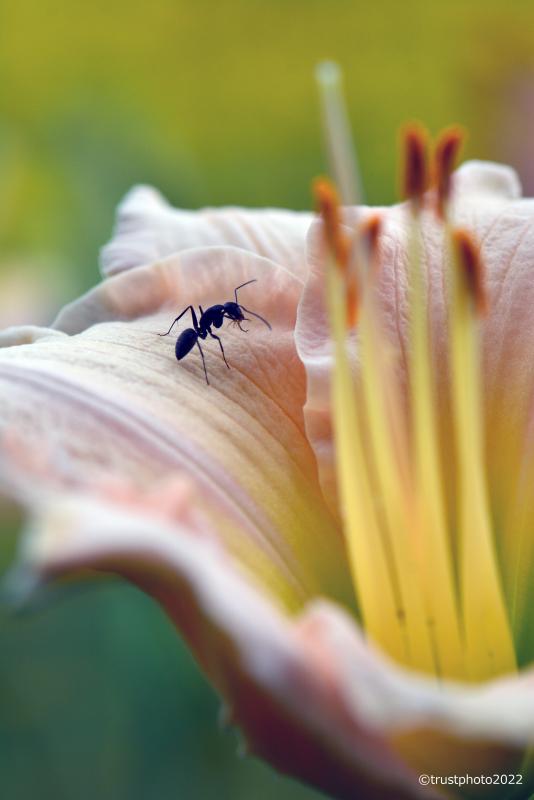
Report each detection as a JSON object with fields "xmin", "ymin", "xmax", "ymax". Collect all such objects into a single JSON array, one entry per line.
[
  {"xmin": 233, "ymin": 280, "xmax": 271, "ymax": 329},
  {"xmin": 234, "ymin": 279, "xmax": 257, "ymax": 303},
  {"xmin": 239, "ymin": 306, "xmax": 272, "ymax": 330}
]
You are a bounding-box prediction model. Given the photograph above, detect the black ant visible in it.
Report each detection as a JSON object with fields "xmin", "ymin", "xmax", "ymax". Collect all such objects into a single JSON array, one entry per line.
[{"xmin": 158, "ymin": 279, "xmax": 271, "ymax": 384}]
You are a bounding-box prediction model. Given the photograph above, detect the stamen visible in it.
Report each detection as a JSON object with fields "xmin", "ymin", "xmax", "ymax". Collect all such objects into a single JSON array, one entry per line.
[
  {"xmin": 403, "ymin": 127, "xmax": 465, "ymax": 678},
  {"xmin": 345, "ymin": 272, "xmax": 359, "ymax": 329},
  {"xmin": 357, "ymin": 224, "xmax": 437, "ymax": 673},
  {"xmin": 506, "ymin": 437, "xmax": 534, "ymax": 647},
  {"xmin": 329, "ymin": 266, "xmax": 408, "ymax": 661},
  {"xmin": 359, "ymin": 214, "xmax": 382, "ymax": 272},
  {"xmin": 345, "ymin": 215, "xmax": 382, "ymax": 329},
  {"xmin": 401, "ymin": 124, "xmax": 429, "ymax": 207},
  {"xmin": 452, "ymin": 228, "xmax": 489, "ymax": 317},
  {"xmin": 434, "ymin": 126, "xmax": 464, "ymax": 219},
  {"xmin": 313, "ymin": 177, "xmax": 350, "ymax": 271},
  {"xmin": 313, "ymin": 176, "xmax": 360, "ymax": 328},
  {"xmin": 450, "ymin": 227, "xmax": 516, "ymax": 679},
  {"xmin": 313, "ymin": 181, "xmax": 408, "ymax": 662}
]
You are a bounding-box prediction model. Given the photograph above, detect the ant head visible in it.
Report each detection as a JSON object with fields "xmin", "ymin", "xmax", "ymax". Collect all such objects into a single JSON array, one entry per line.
[{"xmin": 223, "ymin": 301, "xmax": 245, "ymax": 321}]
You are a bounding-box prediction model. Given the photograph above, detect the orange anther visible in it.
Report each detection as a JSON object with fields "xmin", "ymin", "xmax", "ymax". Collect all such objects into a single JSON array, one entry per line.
[
  {"xmin": 434, "ymin": 126, "xmax": 465, "ymax": 219},
  {"xmin": 401, "ymin": 124, "xmax": 429, "ymax": 208},
  {"xmin": 313, "ymin": 176, "xmax": 350, "ymax": 270},
  {"xmin": 452, "ymin": 227, "xmax": 489, "ymax": 317},
  {"xmin": 360, "ymin": 213, "xmax": 383, "ymax": 276},
  {"xmin": 346, "ymin": 271, "xmax": 360, "ymax": 328}
]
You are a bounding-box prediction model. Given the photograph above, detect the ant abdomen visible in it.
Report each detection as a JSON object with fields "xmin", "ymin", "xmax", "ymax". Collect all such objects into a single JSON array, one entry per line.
[{"xmin": 175, "ymin": 328, "xmax": 198, "ymax": 361}]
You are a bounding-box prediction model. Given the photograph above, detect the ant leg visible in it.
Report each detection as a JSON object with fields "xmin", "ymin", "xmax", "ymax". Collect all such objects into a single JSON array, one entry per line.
[
  {"xmin": 234, "ymin": 279, "xmax": 257, "ymax": 303},
  {"xmin": 209, "ymin": 331, "xmax": 230, "ymax": 369},
  {"xmin": 239, "ymin": 305, "xmax": 271, "ymax": 330},
  {"xmin": 159, "ymin": 305, "xmax": 198, "ymax": 337},
  {"xmin": 196, "ymin": 340, "xmax": 209, "ymax": 385}
]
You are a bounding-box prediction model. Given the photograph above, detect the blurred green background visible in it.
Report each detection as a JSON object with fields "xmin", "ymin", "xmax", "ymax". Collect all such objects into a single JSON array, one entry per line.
[{"xmin": 2, "ymin": 0, "xmax": 534, "ymax": 797}]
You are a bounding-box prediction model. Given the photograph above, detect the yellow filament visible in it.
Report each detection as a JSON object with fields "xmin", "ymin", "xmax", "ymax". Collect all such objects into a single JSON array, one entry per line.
[
  {"xmin": 407, "ymin": 221, "xmax": 465, "ymax": 679},
  {"xmin": 448, "ymin": 235, "xmax": 516, "ymax": 680},
  {"xmin": 327, "ymin": 263, "xmax": 406, "ymax": 662},
  {"xmin": 501, "ymin": 391, "xmax": 534, "ymax": 638},
  {"xmin": 508, "ymin": 476, "xmax": 534, "ymax": 641},
  {"xmin": 359, "ymin": 285, "xmax": 437, "ymax": 673},
  {"xmin": 507, "ymin": 452, "xmax": 534, "ymax": 639}
]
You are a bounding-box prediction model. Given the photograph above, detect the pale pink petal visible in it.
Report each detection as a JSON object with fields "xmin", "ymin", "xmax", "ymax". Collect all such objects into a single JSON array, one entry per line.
[
  {"xmin": 13, "ymin": 489, "xmax": 435, "ymax": 800},
  {"xmin": 297, "ymin": 603, "xmax": 533, "ymax": 786},
  {"xmin": 100, "ymin": 185, "xmax": 312, "ymax": 278},
  {"xmin": 298, "ymin": 601, "xmax": 534, "ymax": 743},
  {"xmin": 0, "ymin": 247, "xmax": 352, "ymax": 611},
  {"xmin": 14, "ymin": 487, "xmax": 534, "ymax": 798}
]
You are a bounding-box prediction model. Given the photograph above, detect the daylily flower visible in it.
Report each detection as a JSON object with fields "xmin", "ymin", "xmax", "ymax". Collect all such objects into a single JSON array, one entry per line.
[{"xmin": 4, "ymin": 106, "xmax": 534, "ymax": 799}]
